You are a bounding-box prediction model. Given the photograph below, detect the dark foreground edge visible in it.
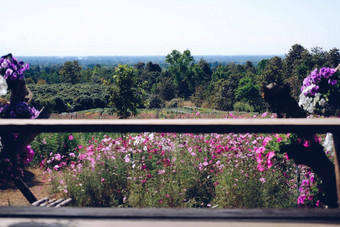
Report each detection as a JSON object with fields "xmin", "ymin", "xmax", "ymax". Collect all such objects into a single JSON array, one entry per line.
[{"xmin": 1, "ymin": 207, "xmax": 340, "ymax": 222}]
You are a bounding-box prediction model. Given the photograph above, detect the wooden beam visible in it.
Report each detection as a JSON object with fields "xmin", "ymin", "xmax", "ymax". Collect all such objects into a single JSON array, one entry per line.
[
  {"xmin": 0, "ymin": 118, "xmax": 340, "ymax": 133},
  {"xmin": 1, "ymin": 207, "xmax": 340, "ymax": 221},
  {"xmin": 333, "ymin": 132, "xmax": 340, "ymax": 208},
  {"xmin": 13, "ymin": 177, "xmax": 37, "ymax": 204}
]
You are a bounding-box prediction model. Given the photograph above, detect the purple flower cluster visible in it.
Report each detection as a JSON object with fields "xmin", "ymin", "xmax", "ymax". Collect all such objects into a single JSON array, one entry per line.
[
  {"xmin": 23, "ymin": 145, "xmax": 35, "ymax": 165},
  {"xmin": 301, "ymin": 67, "xmax": 337, "ymax": 96},
  {"xmin": 0, "ymin": 54, "xmax": 29, "ymax": 82},
  {"xmin": 0, "ymin": 102, "xmax": 40, "ymax": 119}
]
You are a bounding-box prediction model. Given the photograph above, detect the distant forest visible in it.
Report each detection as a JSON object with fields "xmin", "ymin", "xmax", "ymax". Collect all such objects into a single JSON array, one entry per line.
[
  {"xmin": 19, "ymin": 55, "xmax": 280, "ymax": 68},
  {"xmin": 21, "ymin": 44, "xmax": 340, "ymax": 115}
]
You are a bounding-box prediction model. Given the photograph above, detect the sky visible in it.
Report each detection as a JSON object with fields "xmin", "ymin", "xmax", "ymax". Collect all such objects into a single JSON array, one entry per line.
[{"xmin": 0, "ymin": 0, "xmax": 339, "ymax": 56}]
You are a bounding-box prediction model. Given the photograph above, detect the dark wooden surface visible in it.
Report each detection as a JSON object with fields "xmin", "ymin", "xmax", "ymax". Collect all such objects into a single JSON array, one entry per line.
[
  {"xmin": 0, "ymin": 207, "xmax": 340, "ymax": 222},
  {"xmin": 1, "ymin": 118, "xmax": 340, "ymax": 133}
]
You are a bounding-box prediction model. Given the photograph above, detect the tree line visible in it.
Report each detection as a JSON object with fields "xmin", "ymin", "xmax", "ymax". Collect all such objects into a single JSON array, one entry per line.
[{"xmin": 24, "ymin": 44, "xmax": 340, "ymax": 115}]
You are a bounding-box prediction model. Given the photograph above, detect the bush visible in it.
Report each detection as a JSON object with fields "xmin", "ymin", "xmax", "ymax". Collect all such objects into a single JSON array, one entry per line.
[
  {"xmin": 28, "ymin": 83, "xmax": 109, "ymax": 113},
  {"xmin": 233, "ymin": 101, "xmax": 255, "ymax": 112},
  {"xmin": 148, "ymin": 95, "xmax": 164, "ymax": 109},
  {"xmin": 166, "ymin": 98, "xmax": 184, "ymax": 108}
]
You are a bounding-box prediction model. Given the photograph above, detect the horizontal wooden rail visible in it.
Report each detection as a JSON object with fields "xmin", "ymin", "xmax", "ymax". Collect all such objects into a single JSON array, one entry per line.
[
  {"xmin": 0, "ymin": 118, "xmax": 340, "ymax": 133},
  {"xmin": 1, "ymin": 207, "xmax": 340, "ymax": 221}
]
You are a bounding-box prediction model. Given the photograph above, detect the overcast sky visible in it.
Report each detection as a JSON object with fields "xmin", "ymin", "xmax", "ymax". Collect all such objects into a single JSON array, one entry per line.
[{"xmin": 1, "ymin": 0, "xmax": 339, "ymax": 56}]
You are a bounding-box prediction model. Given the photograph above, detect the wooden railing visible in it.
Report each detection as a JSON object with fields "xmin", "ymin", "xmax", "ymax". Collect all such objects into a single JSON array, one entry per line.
[
  {"xmin": 1, "ymin": 118, "xmax": 340, "ymax": 133},
  {"xmin": 1, "ymin": 118, "xmax": 340, "ymax": 222}
]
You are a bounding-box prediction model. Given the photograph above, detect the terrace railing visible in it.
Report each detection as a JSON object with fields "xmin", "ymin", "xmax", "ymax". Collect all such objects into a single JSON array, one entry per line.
[{"xmin": 1, "ymin": 118, "xmax": 340, "ymax": 224}]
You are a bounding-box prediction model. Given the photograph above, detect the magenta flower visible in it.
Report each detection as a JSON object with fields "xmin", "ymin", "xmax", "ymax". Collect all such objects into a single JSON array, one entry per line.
[{"xmin": 69, "ymin": 135, "xmax": 74, "ymax": 141}]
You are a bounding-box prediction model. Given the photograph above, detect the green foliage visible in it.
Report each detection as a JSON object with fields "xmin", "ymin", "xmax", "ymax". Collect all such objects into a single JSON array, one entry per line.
[
  {"xmin": 22, "ymin": 45, "xmax": 340, "ymax": 114},
  {"xmin": 106, "ymin": 64, "xmax": 147, "ymax": 119},
  {"xmin": 212, "ymin": 65, "xmax": 230, "ymax": 81},
  {"xmin": 151, "ymin": 77, "xmax": 176, "ymax": 101},
  {"xmin": 208, "ymin": 76, "xmax": 240, "ymax": 111},
  {"xmin": 233, "ymin": 101, "xmax": 255, "ymax": 112},
  {"xmin": 59, "ymin": 61, "xmax": 82, "ymax": 84},
  {"xmin": 165, "ymin": 49, "xmax": 195, "ymax": 98},
  {"xmin": 190, "ymin": 85, "xmax": 208, "ymax": 107},
  {"xmin": 235, "ymin": 77, "xmax": 264, "ymax": 111},
  {"xmin": 165, "ymin": 98, "xmax": 184, "ymax": 108},
  {"xmin": 29, "ymin": 83, "xmax": 109, "ymax": 113},
  {"xmin": 30, "ymin": 133, "xmax": 80, "ymax": 168},
  {"xmin": 260, "ymin": 56, "xmax": 284, "ymax": 85},
  {"xmin": 148, "ymin": 95, "xmax": 164, "ymax": 109}
]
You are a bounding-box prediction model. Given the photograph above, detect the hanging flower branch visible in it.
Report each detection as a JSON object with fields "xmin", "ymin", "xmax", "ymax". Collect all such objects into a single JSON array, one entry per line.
[{"xmin": 0, "ymin": 53, "xmax": 48, "ymax": 188}]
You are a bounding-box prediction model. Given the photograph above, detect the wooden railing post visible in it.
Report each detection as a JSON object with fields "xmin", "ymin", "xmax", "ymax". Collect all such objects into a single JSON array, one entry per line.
[{"xmin": 332, "ymin": 132, "xmax": 340, "ymax": 208}]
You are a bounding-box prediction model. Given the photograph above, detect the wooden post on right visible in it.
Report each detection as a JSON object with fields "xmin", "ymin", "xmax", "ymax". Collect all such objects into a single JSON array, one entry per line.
[{"xmin": 332, "ymin": 131, "xmax": 340, "ymax": 208}]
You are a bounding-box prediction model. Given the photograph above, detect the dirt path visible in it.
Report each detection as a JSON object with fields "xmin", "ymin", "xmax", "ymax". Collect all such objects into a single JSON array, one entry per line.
[{"xmin": 0, "ymin": 167, "xmax": 53, "ymax": 206}]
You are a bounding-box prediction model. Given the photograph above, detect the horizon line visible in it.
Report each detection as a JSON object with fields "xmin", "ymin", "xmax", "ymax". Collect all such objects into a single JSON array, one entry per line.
[{"xmin": 17, "ymin": 54, "xmax": 285, "ymax": 57}]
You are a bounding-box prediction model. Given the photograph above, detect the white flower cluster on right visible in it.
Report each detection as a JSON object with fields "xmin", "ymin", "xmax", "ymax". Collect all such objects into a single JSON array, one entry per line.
[{"xmin": 298, "ymin": 67, "xmax": 338, "ymax": 115}]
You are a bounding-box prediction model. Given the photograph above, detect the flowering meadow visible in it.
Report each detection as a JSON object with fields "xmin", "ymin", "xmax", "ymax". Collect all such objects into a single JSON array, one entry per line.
[{"xmin": 28, "ymin": 110, "xmax": 333, "ymax": 209}]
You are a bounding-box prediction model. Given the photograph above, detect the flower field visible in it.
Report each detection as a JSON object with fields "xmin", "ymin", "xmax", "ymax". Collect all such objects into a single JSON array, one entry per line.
[{"xmin": 29, "ymin": 111, "xmax": 332, "ymax": 209}]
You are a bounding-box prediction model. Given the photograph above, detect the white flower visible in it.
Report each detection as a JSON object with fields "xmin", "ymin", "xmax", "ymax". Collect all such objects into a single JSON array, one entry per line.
[
  {"xmin": 149, "ymin": 133, "xmax": 154, "ymax": 141},
  {"xmin": 319, "ymin": 98, "xmax": 326, "ymax": 107},
  {"xmin": 0, "ymin": 75, "xmax": 7, "ymax": 96},
  {"xmin": 299, "ymin": 93, "xmax": 315, "ymax": 113},
  {"xmin": 323, "ymin": 133, "xmax": 334, "ymax": 156}
]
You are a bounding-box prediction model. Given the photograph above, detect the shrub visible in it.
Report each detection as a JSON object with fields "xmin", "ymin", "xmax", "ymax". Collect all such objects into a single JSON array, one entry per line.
[
  {"xmin": 166, "ymin": 98, "xmax": 184, "ymax": 108},
  {"xmin": 233, "ymin": 101, "xmax": 255, "ymax": 112},
  {"xmin": 148, "ymin": 95, "xmax": 164, "ymax": 109}
]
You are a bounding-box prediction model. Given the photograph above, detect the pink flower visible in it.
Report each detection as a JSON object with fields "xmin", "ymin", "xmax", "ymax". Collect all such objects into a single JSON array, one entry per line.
[
  {"xmin": 196, "ymin": 111, "xmax": 200, "ymax": 116},
  {"xmin": 69, "ymin": 135, "xmax": 74, "ymax": 141},
  {"xmin": 259, "ymin": 177, "xmax": 266, "ymax": 183},
  {"xmin": 303, "ymin": 140, "xmax": 310, "ymax": 147},
  {"xmin": 257, "ymin": 164, "xmax": 265, "ymax": 172},
  {"xmin": 158, "ymin": 169, "xmax": 166, "ymax": 175},
  {"xmin": 124, "ymin": 154, "xmax": 130, "ymax": 163},
  {"xmin": 261, "ymin": 112, "xmax": 268, "ymax": 118},
  {"xmin": 262, "ymin": 137, "xmax": 272, "ymax": 146},
  {"xmin": 316, "ymin": 200, "xmax": 320, "ymax": 207},
  {"xmin": 297, "ymin": 195, "xmax": 305, "ymax": 205},
  {"xmin": 101, "ymin": 178, "xmax": 105, "ymax": 182},
  {"xmin": 284, "ymin": 153, "xmax": 289, "ymax": 160},
  {"xmin": 255, "ymin": 147, "xmax": 265, "ymax": 154},
  {"xmin": 55, "ymin": 153, "xmax": 61, "ymax": 161},
  {"xmin": 267, "ymin": 151, "xmax": 275, "ymax": 160}
]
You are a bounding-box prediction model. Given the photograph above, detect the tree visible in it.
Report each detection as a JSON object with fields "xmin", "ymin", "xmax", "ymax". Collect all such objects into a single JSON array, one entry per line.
[
  {"xmin": 326, "ymin": 48, "xmax": 340, "ymax": 68},
  {"xmin": 152, "ymin": 77, "xmax": 176, "ymax": 101},
  {"xmin": 105, "ymin": 64, "xmax": 147, "ymax": 119},
  {"xmin": 260, "ymin": 56, "xmax": 284, "ymax": 85},
  {"xmin": 59, "ymin": 61, "xmax": 82, "ymax": 84},
  {"xmin": 198, "ymin": 58, "xmax": 212, "ymax": 79},
  {"xmin": 211, "ymin": 65, "xmax": 229, "ymax": 81},
  {"xmin": 165, "ymin": 49, "xmax": 195, "ymax": 98},
  {"xmin": 235, "ymin": 77, "xmax": 263, "ymax": 111}
]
